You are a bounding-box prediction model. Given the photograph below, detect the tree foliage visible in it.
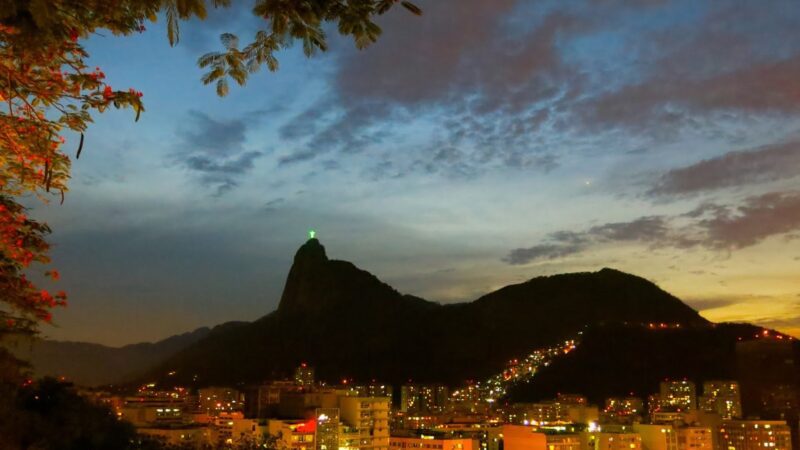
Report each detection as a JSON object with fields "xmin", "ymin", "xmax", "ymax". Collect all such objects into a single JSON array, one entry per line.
[
  {"xmin": 0, "ymin": 377, "xmax": 141, "ymax": 449},
  {"xmin": 0, "ymin": 0, "xmax": 419, "ymax": 377}
]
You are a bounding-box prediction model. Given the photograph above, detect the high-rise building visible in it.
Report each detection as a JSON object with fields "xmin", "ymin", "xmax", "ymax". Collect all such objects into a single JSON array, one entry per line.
[
  {"xmin": 339, "ymin": 396, "xmax": 391, "ymax": 450},
  {"xmin": 605, "ymin": 397, "xmax": 644, "ymax": 422},
  {"xmin": 244, "ymin": 380, "xmax": 296, "ymax": 418},
  {"xmin": 278, "ymin": 389, "xmax": 340, "ymax": 419},
  {"xmin": 349, "ymin": 384, "xmax": 394, "ymax": 400},
  {"xmin": 315, "ymin": 408, "xmax": 340, "ymax": 450},
  {"xmin": 659, "ymin": 381, "xmax": 697, "ymax": 412},
  {"xmin": 736, "ymin": 338, "xmax": 799, "ymax": 415},
  {"xmin": 586, "ymin": 432, "xmax": 642, "ymax": 450},
  {"xmin": 736, "ymin": 337, "xmax": 800, "ymax": 450},
  {"xmin": 295, "ymin": 363, "xmax": 316, "ymax": 387},
  {"xmin": 717, "ymin": 420, "xmax": 793, "ymax": 450},
  {"xmin": 401, "ymin": 385, "xmax": 450, "ymax": 413},
  {"xmin": 699, "ymin": 381, "xmax": 742, "ymax": 420},
  {"xmin": 675, "ymin": 426, "xmax": 712, "ymax": 450}
]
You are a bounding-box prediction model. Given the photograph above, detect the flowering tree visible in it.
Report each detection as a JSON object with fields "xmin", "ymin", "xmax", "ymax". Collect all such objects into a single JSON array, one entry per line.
[{"xmin": 0, "ymin": 0, "xmax": 419, "ymax": 376}]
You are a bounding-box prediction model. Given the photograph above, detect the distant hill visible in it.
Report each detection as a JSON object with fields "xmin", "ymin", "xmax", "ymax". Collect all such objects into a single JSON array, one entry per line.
[
  {"xmin": 504, "ymin": 321, "xmax": 783, "ymax": 404},
  {"xmin": 145, "ymin": 238, "xmax": 710, "ymax": 387},
  {"xmin": 8, "ymin": 326, "xmax": 219, "ymax": 386}
]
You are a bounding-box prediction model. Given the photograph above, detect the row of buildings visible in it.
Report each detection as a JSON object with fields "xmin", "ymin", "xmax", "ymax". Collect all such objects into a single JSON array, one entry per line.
[
  {"xmin": 81, "ymin": 334, "xmax": 798, "ymax": 450},
  {"xmin": 93, "ymin": 365, "xmax": 795, "ymax": 450}
]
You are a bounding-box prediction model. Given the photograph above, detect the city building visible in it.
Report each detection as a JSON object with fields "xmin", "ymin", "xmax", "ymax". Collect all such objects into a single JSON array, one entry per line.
[
  {"xmin": 315, "ymin": 408, "xmax": 340, "ymax": 450},
  {"xmin": 508, "ymin": 399, "xmax": 598, "ymax": 426},
  {"xmin": 339, "ymin": 396, "xmax": 391, "ymax": 450},
  {"xmin": 699, "ymin": 381, "xmax": 742, "ymax": 420},
  {"xmin": 268, "ymin": 418, "xmax": 316, "ymax": 450},
  {"xmin": 604, "ymin": 398, "xmax": 644, "ymax": 423},
  {"xmin": 210, "ymin": 412, "xmax": 265, "ymax": 446},
  {"xmin": 501, "ymin": 425, "xmax": 547, "ymax": 450},
  {"xmin": 717, "ymin": 420, "xmax": 793, "ymax": 450},
  {"xmin": 120, "ymin": 385, "xmax": 188, "ymax": 427},
  {"xmin": 736, "ymin": 336, "xmax": 800, "ymax": 449},
  {"xmin": 450, "ymin": 384, "xmax": 486, "ymax": 414},
  {"xmin": 278, "ymin": 389, "xmax": 340, "ymax": 419},
  {"xmin": 401, "ymin": 385, "xmax": 450, "ymax": 413},
  {"xmin": 736, "ymin": 337, "xmax": 799, "ymax": 418},
  {"xmin": 244, "ymin": 380, "xmax": 296, "ymax": 418},
  {"xmin": 659, "ymin": 381, "xmax": 697, "ymax": 412},
  {"xmin": 295, "ymin": 363, "xmax": 316, "ymax": 387},
  {"xmin": 635, "ymin": 424, "xmax": 711, "ymax": 450},
  {"xmin": 546, "ymin": 434, "xmax": 582, "ymax": 450},
  {"xmin": 675, "ymin": 426, "xmax": 712, "ymax": 450},
  {"xmin": 585, "ymin": 432, "xmax": 642, "ymax": 450},
  {"xmin": 198, "ymin": 386, "xmax": 243, "ymax": 415},
  {"xmin": 137, "ymin": 425, "xmax": 210, "ymax": 447},
  {"xmin": 390, "ymin": 431, "xmax": 475, "ymax": 450},
  {"xmin": 634, "ymin": 424, "xmax": 678, "ymax": 450},
  {"xmin": 350, "ymin": 384, "xmax": 394, "ymax": 400}
]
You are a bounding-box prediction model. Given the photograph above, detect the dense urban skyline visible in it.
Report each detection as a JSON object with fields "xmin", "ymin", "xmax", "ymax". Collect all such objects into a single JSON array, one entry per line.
[{"xmin": 29, "ymin": 0, "xmax": 800, "ymax": 345}]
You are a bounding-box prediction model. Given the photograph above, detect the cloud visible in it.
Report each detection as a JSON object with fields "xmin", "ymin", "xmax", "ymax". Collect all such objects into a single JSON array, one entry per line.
[
  {"xmin": 504, "ymin": 216, "xmax": 669, "ymax": 265},
  {"xmin": 185, "ymin": 151, "xmax": 263, "ymax": 195},
  {"xmin": 579, "ymin": 55, "xmax": 800, "ymax": 130},
  {"xmin": 179, "ymin": 110, "xmax": 247, "ymax": 155},
  {"xmin": 684, "ymin": 297, "xmax": 740, "ymax": 311},
  {"xmin": 175, "ymin": 111, "xmax": 263, "ymax": 195},
  {"xmin": 277, "ymin": 2, "xmax": 584, "ymax": 175},
  {"xmin": 574, "ymin": 2, "xmax": 800, "ymax": 131},
  {"xmin": 504, "ymin": 191, "xmax": 800, "ymax": 264},
  {"xmin": 649, "ymin": 140, "xmax": 800, "ymax": 196},
  {"xmin": 274, "ymin": 0, "xmax": 800, "ymax": 183},
  {"xmin": 503, "ymin": 243, "xmax": 586, "ymax": 265},
  {"xmin": 588, "ymin": 216, "xmax": 669, "ymax": 242},
  {"xmin": 694, "ymin": 191, "xmax": 800, "ymax": 250}
]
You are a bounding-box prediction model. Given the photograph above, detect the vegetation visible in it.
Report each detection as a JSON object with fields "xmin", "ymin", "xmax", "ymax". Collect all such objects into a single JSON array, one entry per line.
[
  {"xmin": 0, "ymin": 377, "xmax": 283, "ymax": 449},
  {"xmin": 0, "ymin": 0, "xmax": 420, "ymax": 379},
  {"xmin": 0, "ymin": 377, "xmax": 140, "ymax": 449}
]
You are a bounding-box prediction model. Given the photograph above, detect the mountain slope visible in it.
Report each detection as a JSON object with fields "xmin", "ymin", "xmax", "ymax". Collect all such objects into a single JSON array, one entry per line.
[
  {"xmin": 10, "ymin": 326, "xmax": 217, "ymax": 386},
  {"xmin": 505, "ymin": 321, "xmax": 774, "ymax": 404},
  {"xmin": 147, "ymin": 238, "xmax": 709, "ymax": 387}
]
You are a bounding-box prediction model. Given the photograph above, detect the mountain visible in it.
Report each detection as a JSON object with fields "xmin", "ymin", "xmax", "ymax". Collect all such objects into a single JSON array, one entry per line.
[
  {"xmin": 145, "ymin": 238, "xmax": 710, "ymax": 387},
  {"xmin": 9, "ymin": 326, "xmax": 218, "ymax": 386},
  {"xmin": 505, "ymin": 321, "xmax": 777, "ymax": 404}
]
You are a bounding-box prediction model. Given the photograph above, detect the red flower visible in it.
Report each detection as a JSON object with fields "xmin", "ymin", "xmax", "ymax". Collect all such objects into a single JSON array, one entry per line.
[{"xmin": 103, "ymin": 85, "xmax": 114, "ymax": 99}]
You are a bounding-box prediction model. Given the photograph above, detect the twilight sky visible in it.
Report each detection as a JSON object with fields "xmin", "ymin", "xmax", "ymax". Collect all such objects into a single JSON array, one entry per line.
[{"xmin": 29, "ymin": 0, "xmax": 800, "ymax": 346}]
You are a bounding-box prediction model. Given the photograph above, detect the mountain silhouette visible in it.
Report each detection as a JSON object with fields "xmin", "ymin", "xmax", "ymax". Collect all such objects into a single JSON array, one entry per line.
[
  {"xmin": 10, "ymin": 326, "xmax": 215, "ymax": 386},
  {"xmin": 146, "ymin": 238, "xmax": 711, "ymax": 387}
]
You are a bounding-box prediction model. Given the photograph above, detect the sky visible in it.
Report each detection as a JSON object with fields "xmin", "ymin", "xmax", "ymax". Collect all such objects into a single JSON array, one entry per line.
[{"xmin": 27, "ymin": 0, "xmax": 800, "ymax": 346}]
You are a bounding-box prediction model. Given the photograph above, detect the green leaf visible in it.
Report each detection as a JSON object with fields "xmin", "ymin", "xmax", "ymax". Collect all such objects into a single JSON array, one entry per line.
[{"xmin": 401, "ymin": 1, "xmax": 423, "ymax": 16}]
